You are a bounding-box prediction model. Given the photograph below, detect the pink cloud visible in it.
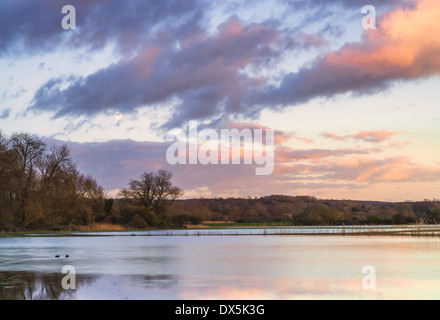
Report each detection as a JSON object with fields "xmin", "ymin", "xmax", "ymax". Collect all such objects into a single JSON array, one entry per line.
[
  {"xmin": 228, "ymin": 122, "xmax": 314, "ymax": 145},
  {"xmin": 63, "ymin": 135, "xmax": 440, "ymax": 200},
  {"xmin": 320, "ymin": 132, "xmax": 345, "ymax": 141},
  {"xmin": 322, "ymin": 0, "xmax": 440, "ymax": 84},
  {"xmin": 348, "ymin": 130, "xmax": 400, "ymax": 143},
  {"xmin": 267, "ymin": 0, "xmax": 440, "ymax": 109},
  {"xmin": 328, "ymin": 156, "xmax": 440, "ymax": 183},
  {"xmin": 322, "ymin": 130, "xmax": 400, "ymax": 143},
  {"xmin": 276, "ymin": 147, "xmax": 371, "ymax": 162}
]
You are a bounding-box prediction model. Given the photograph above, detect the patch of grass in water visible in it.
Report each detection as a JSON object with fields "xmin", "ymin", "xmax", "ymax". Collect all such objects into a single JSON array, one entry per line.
[{"xmin": 0, "ymin": 274, "xmax": 25, "ymax": 288}]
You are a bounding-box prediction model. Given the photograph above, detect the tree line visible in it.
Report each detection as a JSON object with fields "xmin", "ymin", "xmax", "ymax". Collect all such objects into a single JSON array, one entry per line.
[
  {"xmin": 1, "ymin": 132, "xmax": 440, "ymax": 231},
  {"xmin": 160, "ymin": 196, "xmax": 440, "ymax": 228},
  {"xmin": 0, "ymin": 132, "xmax": 185, "ymax": 231},
  {"xmin": 0, "ymin": 132, "xmax": 106, "ymax": 231}
]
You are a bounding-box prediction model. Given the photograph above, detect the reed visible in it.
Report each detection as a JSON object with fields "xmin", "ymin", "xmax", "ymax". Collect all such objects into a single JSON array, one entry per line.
[
  {"xmin": 137, "ymin": 225, "xmax": 440, "ymax": 238},
  {"xmin": 77, "ymin": 223, "xmax": 126, "ymax": 232}
]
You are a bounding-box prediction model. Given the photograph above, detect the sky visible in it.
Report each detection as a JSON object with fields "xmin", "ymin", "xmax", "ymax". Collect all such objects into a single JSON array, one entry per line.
[{"xmin": 1, "ymin": 0, "xmax": 439, "ymax": 201}]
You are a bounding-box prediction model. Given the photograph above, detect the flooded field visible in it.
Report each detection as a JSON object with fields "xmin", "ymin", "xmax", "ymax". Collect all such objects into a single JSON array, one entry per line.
[{"xmin": 1, "ymin": 231, "xmax": 440, "ymax": 299}]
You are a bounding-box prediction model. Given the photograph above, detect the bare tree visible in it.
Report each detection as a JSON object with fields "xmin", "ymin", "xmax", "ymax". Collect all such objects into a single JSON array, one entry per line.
[
  {"xmin": 9, "ymin": 133, "xmax": 46, "ymax": 226},
  {"xmin": 119, "ymin": 170, "xmax": 183, "ymax": 213},
  {"xmin": 119, "ymin": 172, "xmax": 156, "ymax": 209},
  {"xmin": 39, "ymin": 144, "xmax": 73, "ymax": 194},
  {"xmin": 152, "ymin": 170, "xmax": 184, "ymax": 213},
  {"xmin": 0, "ymin": 132, "xmax": 15, "ymax": 227}
]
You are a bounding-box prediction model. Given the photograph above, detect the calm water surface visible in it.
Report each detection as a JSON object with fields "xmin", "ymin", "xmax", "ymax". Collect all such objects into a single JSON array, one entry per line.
[{"xmin": 1, "ymin": 232, "xmax": 440, "ymax": 300}]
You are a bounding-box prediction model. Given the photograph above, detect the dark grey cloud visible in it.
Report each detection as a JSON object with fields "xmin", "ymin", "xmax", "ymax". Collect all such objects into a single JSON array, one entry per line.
[
  {"xmin": 29, "ymin": 16, "xmax": 284, "ymax": 130},
  {"xmin": 0, "ymin": 0, "xmax": 200, "ymax": 54},
  {"xmin": 23, "ymin": 0, "xmax": 434, "ymax": 133},
  {"xmin": 0, "ymin": 109, "xmax": 11, "ymax": 119},
  {"xmin": 288, "ymin": 0, "xmax": 414, "ymax": 9},
  {"xmin": 284, "ymin": 0, "xmax": 416, "ymax": 44}
]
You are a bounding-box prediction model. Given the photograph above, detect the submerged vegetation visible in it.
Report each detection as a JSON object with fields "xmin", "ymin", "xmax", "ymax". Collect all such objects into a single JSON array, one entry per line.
[{"xmin": 1, "ymin": 131, "xmax": 440, "ymax": 233}]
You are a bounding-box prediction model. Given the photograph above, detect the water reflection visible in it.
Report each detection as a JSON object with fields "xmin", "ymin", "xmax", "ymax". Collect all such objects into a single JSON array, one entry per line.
[
  {"xmin": 0, "ymin": 272, "xmax": 81, "ymax": 300},
  {"xmin": 3, "ymin": 272, "xmax": 440, "ymax": 300},
  {"xmin": 1, "ymin": 235, "xmax": 440, "ymax": 299},
  {"xmin": 0, "ymin": 272, "xmax": 178, "ymax": 300}
]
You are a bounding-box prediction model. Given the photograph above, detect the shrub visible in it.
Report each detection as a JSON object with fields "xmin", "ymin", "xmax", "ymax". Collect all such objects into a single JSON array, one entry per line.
[{"xmin": 128, "ymin": 214, "xmax": 148, "ymax": 230}]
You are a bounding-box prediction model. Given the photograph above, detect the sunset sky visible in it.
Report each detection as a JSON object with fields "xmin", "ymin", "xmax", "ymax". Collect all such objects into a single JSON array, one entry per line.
[{"xmin": 1, "ymin": 0, "xmax": 439, "ymax": 201}]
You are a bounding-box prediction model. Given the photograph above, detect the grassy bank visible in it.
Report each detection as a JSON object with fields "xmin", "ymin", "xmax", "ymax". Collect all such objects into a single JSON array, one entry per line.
[{"xmin": 0, "ymin": 223, "xmax": 128, "ymax": 237}]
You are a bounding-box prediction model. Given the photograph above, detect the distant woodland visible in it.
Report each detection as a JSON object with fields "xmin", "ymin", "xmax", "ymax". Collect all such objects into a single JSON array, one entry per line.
[
  {"xmin": 163, "ymin": 196, "xmax": 440, "ymax": 228},
  {"xmin": 1, "ymin": 132, "xmax": 440, "ymax": 232}
]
